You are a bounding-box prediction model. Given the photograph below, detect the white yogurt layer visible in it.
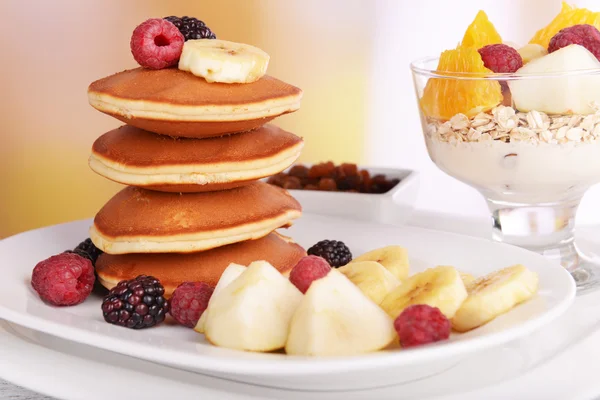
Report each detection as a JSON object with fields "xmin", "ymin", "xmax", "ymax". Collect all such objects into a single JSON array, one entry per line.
[{"xmin": 425, "ymin": 136, "xmax": 600, "ymax": 204}]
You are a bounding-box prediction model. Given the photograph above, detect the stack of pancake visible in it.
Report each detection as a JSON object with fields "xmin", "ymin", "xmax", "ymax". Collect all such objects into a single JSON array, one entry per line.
[{"xmin": 86, "ymin": 67, "xmax": 306, "ymax": 296}]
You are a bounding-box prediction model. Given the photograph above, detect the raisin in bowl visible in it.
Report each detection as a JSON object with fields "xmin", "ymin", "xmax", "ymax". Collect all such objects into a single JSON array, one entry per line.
[{"xmin": 265, "ymin": 163, "xmax": 419, "ymax": 225}]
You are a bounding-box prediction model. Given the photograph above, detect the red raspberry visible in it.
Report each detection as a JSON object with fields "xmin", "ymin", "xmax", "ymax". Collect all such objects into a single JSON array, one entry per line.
[
  {"xmin": 548, "ymin": 24, "xmax": 600, "ymax": 60},
  {"xmin": 289, "ymin": 255, "xmax": 331, "ymax": 294},
  {"xmin": 31, "ymin": 253, "xmax": 95, "ymax": 306},
  {"xmin": 394, "ymin": 305, "xmax": 451, "ymax": 348},
  {"xmin": 169, "ymin": 282, "xmax": 214, "ymax": 328},
  {"xmin": 478, "ymin": 44, "xmax": 523, "ymax": 73},
  {"xmin": 130, "ymin": 18, "xmax": 184, "ymax": 69}
]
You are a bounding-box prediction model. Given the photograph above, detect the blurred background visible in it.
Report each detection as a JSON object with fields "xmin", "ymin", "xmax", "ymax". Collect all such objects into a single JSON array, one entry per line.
[{"xmin": 1, "ymin": 0, "xmax": 599, "ymax": 238}]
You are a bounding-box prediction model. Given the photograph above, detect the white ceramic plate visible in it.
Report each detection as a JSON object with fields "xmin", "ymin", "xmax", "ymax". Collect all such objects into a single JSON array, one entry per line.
[
  {"xmin": 0, "ymin": 214, "xmax": 575, "ymax": 390},
  {"xmin": 2, "ymin": 312, "xmax": 595, "ymax": 400}
]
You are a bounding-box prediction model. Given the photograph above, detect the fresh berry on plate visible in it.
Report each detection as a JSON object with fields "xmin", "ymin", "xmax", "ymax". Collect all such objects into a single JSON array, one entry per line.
[
  {"xmin": 289, "ymin": 255, "xmax": 331, "ymax": 294},
  {"xmin": 307, "ymin": 240, "xmax": 352, "ymax": 268},
  {"xmin": 31, "ymin": 253, "xmax": 95, "ymax": 306},
  {"xmin": 478, "ymin": 43, "xmax": 523, "ymax": 73},
  {"xmin": 68, "ymin": 238, "xmax": 103, "ymax": 266},
  {"xmin": 164, "ymin": 16, "xmax": 216, "ymax": 41},
  {"xmin": 170, "ymin": 282, "xmax": 214, "ymax": 328},
  {"xmin": 548, "ymin": 24, "xmax": 600, "ymax": 60},
  {"xmin": 394, "ymin": 304, "xmax": 451, "ymax": 348},
  {"xmin": 65, "ymin": 238, "xmax": 107, "ymax": 294},
  {"xmin": 101, "ymin": 275, "xmax": 169, "ymax": 329},
  {"xmin": 130, "ymin": 18, "xmax": 185, "ymax": 69}
]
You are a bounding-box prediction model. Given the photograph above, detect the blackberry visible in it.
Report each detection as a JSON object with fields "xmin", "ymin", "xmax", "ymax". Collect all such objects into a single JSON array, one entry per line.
[
  {"xmin": 70, "ymin": 238, "xmax": 103, "ymax": 266},
  {"xmin": 164, "ymin": 16, "xmax": 216, "ymax": 41},
  {"xmin": 101, "ymin": 275, "xmax": 169, "ymax": 329},
  {"xmin": 307, "ymin": 240, "xmax": 352, "ymax": 268}
]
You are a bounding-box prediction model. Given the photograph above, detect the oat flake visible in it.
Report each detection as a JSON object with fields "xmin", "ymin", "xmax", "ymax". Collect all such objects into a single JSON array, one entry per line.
[{"xmin": 426, "ymin": 105, "xmax": 600, "ymax": 144}]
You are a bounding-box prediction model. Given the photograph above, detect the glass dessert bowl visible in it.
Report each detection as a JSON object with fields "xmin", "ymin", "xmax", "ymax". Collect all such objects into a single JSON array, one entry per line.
[{"xmin": 411, "ymin": 5, "xmax": 600, "ymax": 292}]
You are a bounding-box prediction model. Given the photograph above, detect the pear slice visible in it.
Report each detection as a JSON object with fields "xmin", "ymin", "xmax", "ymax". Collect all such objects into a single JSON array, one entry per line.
[
  {"xmin": 203, "ymin": 261, "xmax": 302, "ymax": 352},
  {"xmin": 338, "ymin": 261, "xmax": 400, "ymax": 304},
  {"xmin": 285, "ymin": 269, "xmax": 396, "ymax": 356},
  {"xmin": 194, "ymin": 263, "xmax": 246, "ymax": 334},
  {"xmin": 509, "ymin": 44, "xmax": 600, "ymax": 114}
]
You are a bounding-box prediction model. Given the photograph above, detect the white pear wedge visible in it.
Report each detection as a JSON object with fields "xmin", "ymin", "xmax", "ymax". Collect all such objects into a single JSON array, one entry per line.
[
  {"xmin": 509, "ymin": 44, "xmax": 600, "ymax": 114},
  {"xmin": 203, "ymin": 261, "xmax": 302, "ymax": 352},
  {"xmin": 285, "ymin": 269, "xmax": 396, "ymax": 356},
  {"xmin": 194, "ymin": 263, "xmax": 246, "ymax": 334}
]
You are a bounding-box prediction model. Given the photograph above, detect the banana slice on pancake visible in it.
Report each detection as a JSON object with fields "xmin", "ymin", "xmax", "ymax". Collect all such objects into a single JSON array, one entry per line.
[{"xmin": 179, "ymin": 39, "xmax": 270, "ymax": 83}]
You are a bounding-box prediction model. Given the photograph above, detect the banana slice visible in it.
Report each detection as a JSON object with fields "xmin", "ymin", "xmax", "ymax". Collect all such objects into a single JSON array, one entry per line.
[
  {"xmin": 451, "ymin": 265, "xmax": 539, "ymax": 333},
  {"xmin": 350, "ymin": 246, "xmax": 410, "ymax": 280},
  {"xmin": 338, "ymin": 261, "xmax": 400, "ymax": 304},
  {"xmin": 178, "ymin": 39, "xmax": 270, "ymax": 83},
  {"xmin": 380, "ymin": 266, "xmax": 467, "ymax": 319},
  {"xmin": 459, "ymin": 271, "xmax": 476, "ymax": 286}
]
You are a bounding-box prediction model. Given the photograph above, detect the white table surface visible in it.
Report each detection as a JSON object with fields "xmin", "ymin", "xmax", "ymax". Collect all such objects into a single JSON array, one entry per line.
[{"xmin": 3, "ymin": 210, "xmax": 600, "ymax": 400}]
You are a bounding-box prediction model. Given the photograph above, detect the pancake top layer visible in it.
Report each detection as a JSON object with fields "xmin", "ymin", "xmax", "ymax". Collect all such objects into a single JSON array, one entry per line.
[
  {"xmin": 95, "ymin": 233, "xmax": 306, "ymax": 289},
  {"xmin": 94, "ymin": 182, "xmax": 301, "ymax": 238},
  {"xmin": 88, "ymin": 67, "xmax": 302, "ymax": 107},
  {"xmin": 92, "ymin": 124, "xmax": 303, "ymax": 167}
]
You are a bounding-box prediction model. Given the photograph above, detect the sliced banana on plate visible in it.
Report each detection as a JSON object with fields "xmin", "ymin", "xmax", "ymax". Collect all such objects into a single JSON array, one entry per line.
[
  {"xmin": 178, "ymin": 39, "xmax": 270, "ymax": 83},
  {"xmin": 451, "ymin": 264, "xmax": 539, "ymax": 332},
  {"xmin": 350, "ymin": 246, "xmax": 410, "ymax": 281},
  {"xmin": 459, "ymin": 271, "xmax": 477, "ymax": 286},
  {"xmin": 338, "ymin": 261, "xmax": 400, "ymax": 304},
  {"xmin": 380, "ymin": 265, "xmax": 467, "ymax": 320}
]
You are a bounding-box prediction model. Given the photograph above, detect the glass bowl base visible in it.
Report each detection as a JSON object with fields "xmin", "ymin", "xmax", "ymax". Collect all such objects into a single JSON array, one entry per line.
[
  {"xmin": 487, "ymin": 198, "xmax": 600, "ymax": 295},
  {"xmin": 569, "ymin": 261, "xmax": 600, "ymax": 294},
  {"xmin": 563, "ymin": 243, "xmax": 600, "ymax": 295}
]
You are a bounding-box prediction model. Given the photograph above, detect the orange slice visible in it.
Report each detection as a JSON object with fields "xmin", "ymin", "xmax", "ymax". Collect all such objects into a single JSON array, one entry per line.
[
  {"xmin": 529, "ymin": 2, "xmax": 600, "ymax": 49},
  {"xmin": 461, "ymin": 10, "xmax": 502, "ymax": 49},
  {"xmin": 420, "ymin": 46, "xmax": 502, "ymax": 121}
]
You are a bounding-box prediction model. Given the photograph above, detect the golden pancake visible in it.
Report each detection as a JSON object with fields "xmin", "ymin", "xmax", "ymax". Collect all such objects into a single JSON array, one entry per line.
[
  {"xmin": 90, "ymin": 182, "xmax": 302, "ymax": 255},
  {"xmin": 95, "ymin": 232, "xmax": 306, "ymax": 297},
  {"xmin": 89, "ymin": 124, "xmax": 304, "ymax": 193},
  {"xmin": 87, "ymin": 68, "xmax": 302, "ymax": 138}
]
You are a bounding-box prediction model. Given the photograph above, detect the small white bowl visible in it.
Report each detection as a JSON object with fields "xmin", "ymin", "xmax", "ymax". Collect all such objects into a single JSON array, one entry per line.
[{"xmin": 267, "ymin": 167, "xmax": 420, "ymax": 225}]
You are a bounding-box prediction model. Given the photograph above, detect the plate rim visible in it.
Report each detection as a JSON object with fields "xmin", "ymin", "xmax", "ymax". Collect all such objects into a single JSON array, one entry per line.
[{"xmin": 0, "ymin": 215, "xmax": 576, "ymax": 375}]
